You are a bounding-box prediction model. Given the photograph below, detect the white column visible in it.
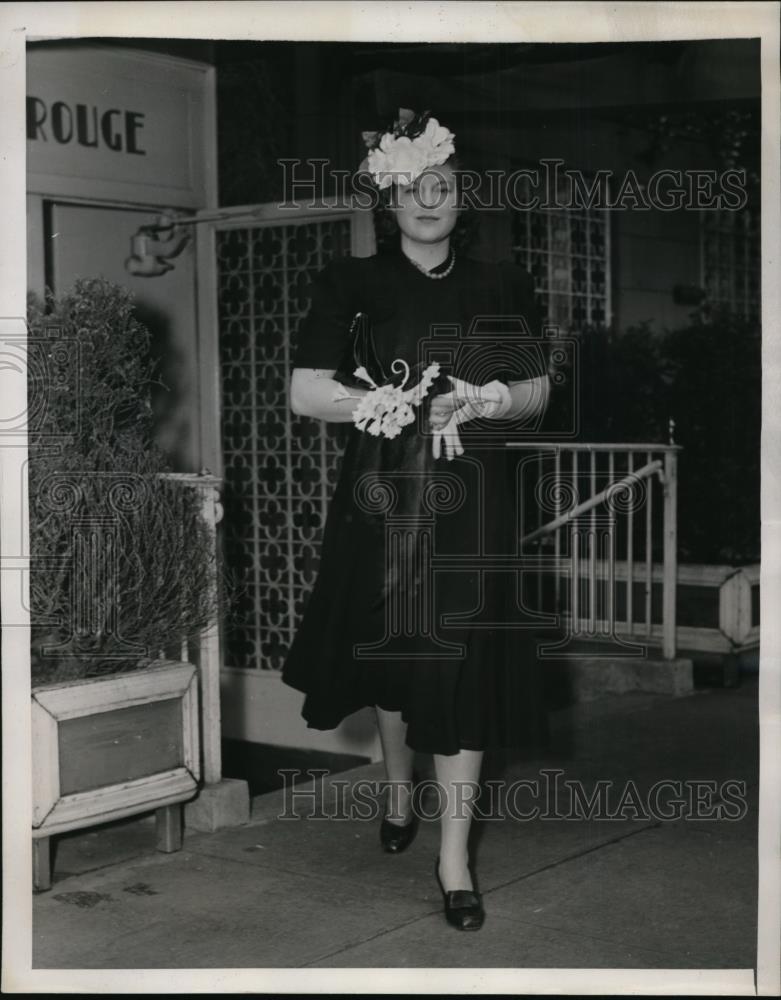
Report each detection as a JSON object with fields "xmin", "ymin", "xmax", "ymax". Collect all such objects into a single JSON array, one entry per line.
[{"xmin": 159, "ymin": 471, "xmax": 223, "ymax": 784}]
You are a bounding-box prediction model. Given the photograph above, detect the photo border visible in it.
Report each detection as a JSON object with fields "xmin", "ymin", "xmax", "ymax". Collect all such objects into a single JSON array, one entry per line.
[{"xmin": 1, "ymin": 2, "xmax": 778, "ymax": 995}]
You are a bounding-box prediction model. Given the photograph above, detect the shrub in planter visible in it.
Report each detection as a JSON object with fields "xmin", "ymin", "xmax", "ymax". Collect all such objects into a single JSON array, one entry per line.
[
  {"xmin": 26, "ymin": 278, "xmax": 222, "ymax": 887},
  {"xmin": 27, "ymin": 278, "xmax": 218, "ymax": 684}
]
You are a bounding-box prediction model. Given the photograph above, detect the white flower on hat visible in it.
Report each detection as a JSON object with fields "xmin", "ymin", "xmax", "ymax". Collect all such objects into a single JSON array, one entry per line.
[
  {"xmin": 367, "ymin": 136, "xmax": 429, "ymax": 190},
  {"xmin": 365, "ymin": 115, "xmax": 456, "ymax": 189},
  {"xmin": 416, "ymin": 117, "xmax": 456, "ymax": 166}
]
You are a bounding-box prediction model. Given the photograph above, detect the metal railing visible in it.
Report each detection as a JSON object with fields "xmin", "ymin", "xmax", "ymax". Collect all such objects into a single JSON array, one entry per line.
[{"xmin": 506, "ymin": 441, "xmax": 681, "ymax": 659}]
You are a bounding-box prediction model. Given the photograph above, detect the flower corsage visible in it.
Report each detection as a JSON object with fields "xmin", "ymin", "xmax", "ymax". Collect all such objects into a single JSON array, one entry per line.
[{"xmin": 332, "ymin": 359, "xmax": 441, "ymax": 440}]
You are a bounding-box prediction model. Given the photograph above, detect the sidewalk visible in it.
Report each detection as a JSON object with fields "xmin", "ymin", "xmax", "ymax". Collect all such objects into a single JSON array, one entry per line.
[{"xmin": 33, "ymin": 679, "xmax": 758, "ymax": 970}]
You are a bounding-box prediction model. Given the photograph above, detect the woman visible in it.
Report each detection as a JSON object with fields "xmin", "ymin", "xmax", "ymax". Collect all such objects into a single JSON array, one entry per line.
[{"xmin": 282, "ymin": 110, "xmax": 551, "ymax": 931}]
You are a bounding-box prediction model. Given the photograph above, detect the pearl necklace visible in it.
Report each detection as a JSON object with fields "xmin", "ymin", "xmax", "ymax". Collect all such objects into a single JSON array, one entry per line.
[{"xmin": 405, "ymin": 248, "xmax": 456, "ymax": 280}]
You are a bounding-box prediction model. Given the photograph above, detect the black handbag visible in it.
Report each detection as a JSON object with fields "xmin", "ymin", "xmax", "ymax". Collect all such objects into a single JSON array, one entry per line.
[
  {"xmin": 333, "ymin": 311, "xmax": 453, "ymax": 605},
  {"xmin": 335, "ymin": 308, "xmax": 452, "ymax": 402}
]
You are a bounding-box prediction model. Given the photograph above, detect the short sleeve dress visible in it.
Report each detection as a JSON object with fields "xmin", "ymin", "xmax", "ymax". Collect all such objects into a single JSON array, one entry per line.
[{"xmin": 281, "ymin": 245, "xmax": 553, "ymax": 756}]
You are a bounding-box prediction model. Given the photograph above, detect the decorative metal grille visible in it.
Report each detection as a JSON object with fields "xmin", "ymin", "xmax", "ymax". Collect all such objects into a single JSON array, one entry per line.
[
  {"xmin": 217, "ymin": 216, "xmax": 353, "ymax": 670},
  {"xmin": 510, "ymin": 171, "xmax": 611, "ymax": 332},
  {"xmin": 700, "ymin": 207, "xmax": 760, "ymax": 322}
]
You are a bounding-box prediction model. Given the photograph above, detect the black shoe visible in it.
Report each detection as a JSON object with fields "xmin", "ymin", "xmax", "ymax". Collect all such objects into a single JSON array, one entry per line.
[
  {"xmin": 379, "ymin": 813, "xmax": 417, "ymax": 853},
  {"xmin": 434, "ymin": 856, "xmax": 484, "ymax": 931},
  {"xmin": 379, "ymin": 773, "xmax": 419, "ymax": 854}
]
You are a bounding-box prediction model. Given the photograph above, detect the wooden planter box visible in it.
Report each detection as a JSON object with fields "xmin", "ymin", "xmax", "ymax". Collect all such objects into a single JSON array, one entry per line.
[{"xmin": 31, "ymin": 660, "xmax": 200, "ymax": 891}]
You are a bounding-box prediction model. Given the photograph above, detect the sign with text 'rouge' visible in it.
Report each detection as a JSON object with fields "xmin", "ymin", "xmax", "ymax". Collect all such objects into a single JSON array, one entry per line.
[{"xmin": 27, "ymin": 44, "xmax": 216, "ymax": 208}]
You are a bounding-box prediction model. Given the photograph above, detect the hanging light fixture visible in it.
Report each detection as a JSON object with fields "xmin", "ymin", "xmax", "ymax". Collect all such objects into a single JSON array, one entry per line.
[
  {"xmin": 125, "ymin": 207, "xmax": 270, "ymax": 276},
  {"xmin": 125, "ymin": 213, "xmax": 192, "ymax": 276}
]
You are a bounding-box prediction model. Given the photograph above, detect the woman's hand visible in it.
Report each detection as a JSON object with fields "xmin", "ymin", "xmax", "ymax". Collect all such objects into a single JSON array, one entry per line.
[
  {"xmin": 429, "ymin": 378, "xmax": 504, "ymax": 430},
  {"xmin": 429, "ymin": 379, "xmax": 493, "ymax": 461},
  {"xmin": 428, "ymin": 390, "xmax": 465, "ymax": 431},
  {"xmin": 429, "ymin": 376, "xmax": 538, "ymax": 460}
]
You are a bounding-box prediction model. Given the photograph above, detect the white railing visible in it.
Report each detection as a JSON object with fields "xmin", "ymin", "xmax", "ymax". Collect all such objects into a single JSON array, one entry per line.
[{"xmin": 506, "ymin": 441, "xmax": 680, "ymax": 660}]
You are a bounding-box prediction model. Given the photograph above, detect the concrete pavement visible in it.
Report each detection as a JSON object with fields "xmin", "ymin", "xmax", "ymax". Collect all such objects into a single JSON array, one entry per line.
[{"xmin": 33, "ymin": 680, "xmax": 758, "ymax": 971}]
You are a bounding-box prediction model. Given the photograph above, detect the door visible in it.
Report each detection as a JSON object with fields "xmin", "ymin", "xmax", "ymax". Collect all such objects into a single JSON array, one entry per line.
[{"xmin": 197, "ymin": 202, "xmax": 381, "ymax": 758}]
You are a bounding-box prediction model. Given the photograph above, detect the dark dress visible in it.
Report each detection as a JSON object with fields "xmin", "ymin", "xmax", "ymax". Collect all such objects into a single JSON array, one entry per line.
[{"xmin": 281, "ymin": 245, "xmax": 552, "ymax": 756}]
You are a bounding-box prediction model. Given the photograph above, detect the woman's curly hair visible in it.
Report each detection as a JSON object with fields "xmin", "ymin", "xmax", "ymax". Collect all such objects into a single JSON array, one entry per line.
[{"xmin": 371, "ymin": 151, "xmax": 480, "ymax": 255}]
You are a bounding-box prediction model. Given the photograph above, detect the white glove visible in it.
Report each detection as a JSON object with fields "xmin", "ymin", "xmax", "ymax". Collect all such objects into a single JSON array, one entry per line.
[
  {"xmin": 432, "ymin": 415, "xmax": 464, "ymax": 461},
  {"xmin": 431, "ymin": 379, "xmax": 512, "ymax": 460}
]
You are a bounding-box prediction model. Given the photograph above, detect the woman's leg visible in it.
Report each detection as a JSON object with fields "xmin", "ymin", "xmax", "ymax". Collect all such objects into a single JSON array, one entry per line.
[
  {"xmin": 434, "ymin": 748, "xmax": 484, "ymax": 890},
  {"xmin": 376, "ymin": 707, "xmax": 415, "ymax": 825}
]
